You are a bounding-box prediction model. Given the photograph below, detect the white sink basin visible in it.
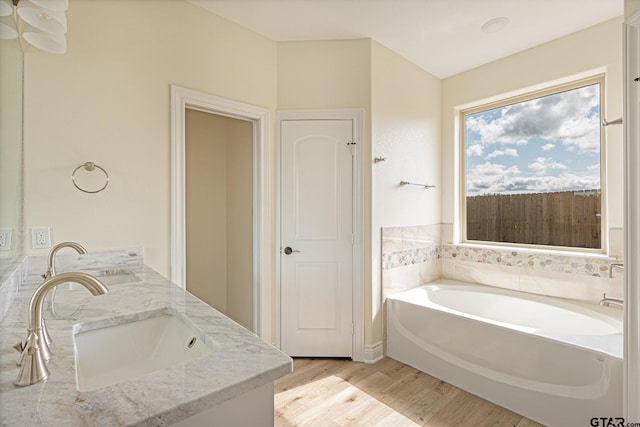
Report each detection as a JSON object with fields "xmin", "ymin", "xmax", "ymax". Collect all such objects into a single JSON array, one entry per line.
[
  {"xmin": 64, "ymin": 269, "xmax": 139, "ymax": 289},
  {"xmin": 94, "ymin": 269, "xmax": 140, "ymax": 286},
  {"xmin": 73, "ymin": 309, "xmax": 214, "ymax": 392}
]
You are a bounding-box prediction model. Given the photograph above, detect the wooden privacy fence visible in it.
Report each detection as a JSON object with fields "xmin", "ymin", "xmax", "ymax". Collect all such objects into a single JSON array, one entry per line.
[{"xmin": 466, "ymin": 190, "xmax": 601, "ymax": 249}]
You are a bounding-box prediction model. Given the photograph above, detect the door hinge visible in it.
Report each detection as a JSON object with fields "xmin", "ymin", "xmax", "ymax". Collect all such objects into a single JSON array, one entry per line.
[
  {"xmin": 350, "ymin": 233, "xmax": 355, "ymax": 245},
  {"xmin": 351, "ymin": 322, "xmax": 354, "ymax": 335}
]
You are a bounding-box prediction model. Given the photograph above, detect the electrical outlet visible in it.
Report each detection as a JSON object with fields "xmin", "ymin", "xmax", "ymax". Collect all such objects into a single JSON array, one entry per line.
[
  {"xmin": 32, "ymin": 227, "xmax": 51, "ymax": 249},
  {"xmin": 0, "ymin": 228, "xmax": 12, "ymax": 251}
]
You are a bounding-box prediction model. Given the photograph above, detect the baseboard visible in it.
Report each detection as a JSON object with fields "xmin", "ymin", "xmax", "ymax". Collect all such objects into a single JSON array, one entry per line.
[{"xmin": 363, "ymin": 341, "xmax": 384, "ymax": 364}]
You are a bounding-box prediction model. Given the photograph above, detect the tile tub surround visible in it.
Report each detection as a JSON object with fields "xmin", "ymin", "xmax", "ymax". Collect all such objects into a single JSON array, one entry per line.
[
  {"xmin": 381, "ymin": 225, "xmax": 442, "ymax": 299},
  {"xmin": 441, "ymin": 245, "xmax": 624, "ymax": 303},
  {"xmin": 441, "ymin": 244, "xmax": 614, "ymax": 277},
  {"xmin": 0, "ymin": 257, "xmax": 292, "ymax": 426},
  {"xmin": 382, "ymin": 224, "xmax": 624, "ymax": 304}
]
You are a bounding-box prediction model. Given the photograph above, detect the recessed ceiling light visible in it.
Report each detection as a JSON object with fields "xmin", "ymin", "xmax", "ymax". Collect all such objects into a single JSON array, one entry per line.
[{"xmin": 481, "ymin": 17, "xmax": 509, "ymax": 34}]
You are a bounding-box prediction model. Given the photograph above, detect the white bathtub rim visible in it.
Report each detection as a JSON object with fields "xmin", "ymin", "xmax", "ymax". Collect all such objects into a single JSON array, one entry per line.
[
  {"xmin": 431, "ymin": 286, "xmax": 620, "ymax": 334},
  {"xmin": 387, "ymin": 279, "xmax": 623, "ymax": 358}
]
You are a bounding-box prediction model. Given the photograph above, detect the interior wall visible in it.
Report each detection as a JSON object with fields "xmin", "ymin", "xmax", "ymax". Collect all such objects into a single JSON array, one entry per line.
[
  {"xmin": 441, "ymin": 18, "xmax": 624, "ymax": 253},
  {"xmin": 627, "ymin": 0, "xmax": 640, "ymax": 17},
  {"xmin": 0, "ymin": 38, "xmax": 23, "ymax": 260},
  {"xmin": 185, "ymin": 110, "xmax": 253, "ymax": 330},
  {"xmin": 370, "ymin": 41, "xmax": 442, "ymax": 346},
  {"xmin": 226, "ymin": 118, "xmax": 254, "ymax": 330},
  {"xmin": 277, "ymin": 39, "xmax": 374, "ymax": 345},
  {"xmin": 22, "ymin": 0, "xmax": 277, "ymax": 277},
  {"xmin": 185, "ymin": 110, "xmax": 228, "ymax": 313}
]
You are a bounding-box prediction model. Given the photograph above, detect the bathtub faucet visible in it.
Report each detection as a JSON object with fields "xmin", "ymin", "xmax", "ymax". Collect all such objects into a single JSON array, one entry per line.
[
  {"xmin": 599, "ymin": 292, "xmax": 623, "ymax": 308},
  {"xmin": 608, "ymin": 261, "xmax": 624, "ymax": 278}
]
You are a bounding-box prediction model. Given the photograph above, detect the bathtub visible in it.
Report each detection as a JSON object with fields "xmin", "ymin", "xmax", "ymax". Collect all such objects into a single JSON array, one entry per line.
[{"xmin": 386, "ymin": 279, "xmax": 623, "ymax": 427}]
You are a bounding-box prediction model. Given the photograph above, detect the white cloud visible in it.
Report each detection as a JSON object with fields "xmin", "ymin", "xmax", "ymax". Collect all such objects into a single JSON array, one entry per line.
[
  {"xmin": 469, "ymin": 161, "xmax": 520, "ymax": 176},
  {"xmin": 466, "ymin": 161, "xmax": 598, "ymax": 196},
  {"xmin": 466, "ymin": 84, "xmax": 600, "ymax": 153},
  {"xmin": 556, "ymin": 114, "xmax": 601, "ymax": 152},
  {"xmin": 486, "ymin": 148, "xmax": 518, "ymax": 159},
  {"xmin": 520, "ymin": 173, "xmax": 600, "ymax": 193},
  {"xmin": 528, "ymin": 157, "xmax": 568, "ymax": 174},
  {"xmin": 466, "ymin": 161, "xmax": 520, "ymax": 194},
  {"xmin": 466, "ymin": 144, "xmax": 483, "ymax": 157},
  {"xmin": 465, "ymin": 84, "xmax": 601, "ymax": 196}
]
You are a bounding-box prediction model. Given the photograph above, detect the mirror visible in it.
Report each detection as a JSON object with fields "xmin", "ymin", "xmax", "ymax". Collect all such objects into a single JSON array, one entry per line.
[{"xmin": 0, "ymin": 36, "xmax": 24, "ymax": 281}]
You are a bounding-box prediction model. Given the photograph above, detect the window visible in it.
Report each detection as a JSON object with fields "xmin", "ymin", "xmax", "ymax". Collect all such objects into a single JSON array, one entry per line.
[{"xmin": 461, "ymin": 76, "xmax": 604, "ymax": 250}]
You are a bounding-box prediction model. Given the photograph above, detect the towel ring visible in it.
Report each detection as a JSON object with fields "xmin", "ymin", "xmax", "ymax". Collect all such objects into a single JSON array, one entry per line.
[{"xmin": 72, "ymin": 162, "xmax": 109, "ymax": 194}]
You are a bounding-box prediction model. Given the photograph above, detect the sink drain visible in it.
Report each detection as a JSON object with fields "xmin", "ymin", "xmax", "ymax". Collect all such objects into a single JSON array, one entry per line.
[{"xmin": 187, "ymin": 337, "xmax": 196, "ymax": 348}]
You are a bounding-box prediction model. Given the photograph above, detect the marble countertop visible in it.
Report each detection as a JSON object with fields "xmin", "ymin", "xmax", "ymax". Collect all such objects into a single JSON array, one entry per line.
[{"xmin": 0, "ymin": 251, "xmax": 292, "ymax": 426}]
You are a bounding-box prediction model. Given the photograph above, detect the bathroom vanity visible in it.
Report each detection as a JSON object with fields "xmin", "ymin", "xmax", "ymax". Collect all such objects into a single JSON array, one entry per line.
[{"xmin": 0, "ymin": 250, "xmax": 292, "ymax": 426}]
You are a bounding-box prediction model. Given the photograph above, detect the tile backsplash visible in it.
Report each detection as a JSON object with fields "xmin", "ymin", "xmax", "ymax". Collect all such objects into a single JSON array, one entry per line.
[{"xmin": 382, "ymin": 224, "xmax": 623, "ymax": 304}]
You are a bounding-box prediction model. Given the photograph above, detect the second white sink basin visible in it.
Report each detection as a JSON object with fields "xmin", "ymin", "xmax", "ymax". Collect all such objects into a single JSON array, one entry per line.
[
  {"xmin": 64, "ymin": 269, "xmax": 139, "ymax": 289},
  {"xmin": 73, "ymin": 309, "xmax": 214, "ymax": 392},
  {"xmin": 94, "ymin": 269, "xmax": 140, "ymax": 286}
]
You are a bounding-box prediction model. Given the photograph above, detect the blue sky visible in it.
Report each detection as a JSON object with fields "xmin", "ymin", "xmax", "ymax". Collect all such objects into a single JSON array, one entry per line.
[{"xmin": 465, "ymin": 83, "xmax": 601, "ymax": 196}]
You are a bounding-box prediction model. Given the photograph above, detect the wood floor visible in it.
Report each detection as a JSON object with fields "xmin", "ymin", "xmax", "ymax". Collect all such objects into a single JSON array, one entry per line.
[{"xmin": 274, "ymin": 357, "xmax": 546, "ymax": 427}]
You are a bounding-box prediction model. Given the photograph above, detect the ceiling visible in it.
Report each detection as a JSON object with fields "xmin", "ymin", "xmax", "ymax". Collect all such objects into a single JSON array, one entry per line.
[{"xmin": 190, "ymin": 0, "xmax": 623, "ymax": 79}]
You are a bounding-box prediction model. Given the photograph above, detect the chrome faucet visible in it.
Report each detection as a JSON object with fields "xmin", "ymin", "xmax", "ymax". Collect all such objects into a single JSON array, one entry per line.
[
  {"xmin": 14, "ymin": 272, "xmax": 108, "ymax": 387},
  {"xmin": 40, "ymin": 242, "xmax": 88, "ymax": 351},
  {"xmin": 608, "ymin": 261, "xmax": 624, "ymax": 278},
  {"xmin": 599, "ymin": 292, "xmax": 623, "ymax": 308}
]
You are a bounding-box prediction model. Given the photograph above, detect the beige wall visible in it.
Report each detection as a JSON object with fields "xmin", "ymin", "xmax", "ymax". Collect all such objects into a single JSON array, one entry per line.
[
  {"xmin": 0, "ymin": 38, "xmax": 23, "ymax": 258},
  {"xmin": 277, "ymin": 39, "xmax": 372, "ymax": 111},
  {"xmin": 277, "ymin": 39, "xmax": 375, "ymax": 345},
  {"xmin": 441, "ymin": 18, "xmax": 624, "ymax": 254},
  {"xmin": 185, "ymin": 110, "xmax": 253, "ymax": 330},
  {"xmin": 627, "ymin": 0, "xmax": 640, "ymax": 18},
  {"xmin": 185, "ymin": 110, "xmax": 229, "ymax": 314},
  {"xmin": 370, "ymin": 41, "xmax": 441, "ymax": 345},
  {"xmin": 22, "ymin": 0, "xmax": 277, "ymax": 277},
  {"xmin": 225, "ymin": 118, "xmax": 254, "ymax": 329}
]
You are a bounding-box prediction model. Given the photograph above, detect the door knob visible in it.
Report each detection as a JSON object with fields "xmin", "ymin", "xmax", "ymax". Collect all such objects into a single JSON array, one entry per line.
[{"xmin": 283, "ymin": 246, "xmax": 301, "ymax": 255}]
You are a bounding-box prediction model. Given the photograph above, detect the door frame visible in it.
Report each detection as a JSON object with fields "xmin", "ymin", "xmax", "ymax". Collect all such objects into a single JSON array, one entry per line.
[
  {"xmin": 170, "ymin": 85, "xmax": 272, "ymax": 341},
  {"xmin": 276, "ymin": 108, "xmax": 365, "ymax": 362},
  {"xmin": 624, "ymin": 11, "xmax": 640, "ymax": 421}
]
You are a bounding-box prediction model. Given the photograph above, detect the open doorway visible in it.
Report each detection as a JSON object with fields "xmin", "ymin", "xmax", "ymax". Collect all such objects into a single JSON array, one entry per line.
[
  {"xmin": 170, "ymin": 85, "xmax": 272, "ymax": 340},
  {"xmin": 185, "ymin": 110, "xmax": 253, "ymax": 329}
]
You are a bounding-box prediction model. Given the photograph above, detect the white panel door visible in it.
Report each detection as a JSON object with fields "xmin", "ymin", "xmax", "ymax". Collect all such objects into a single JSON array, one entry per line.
[{"xmin": 280, "ymin": 119, "xmax": 354, "ymax": 357}]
